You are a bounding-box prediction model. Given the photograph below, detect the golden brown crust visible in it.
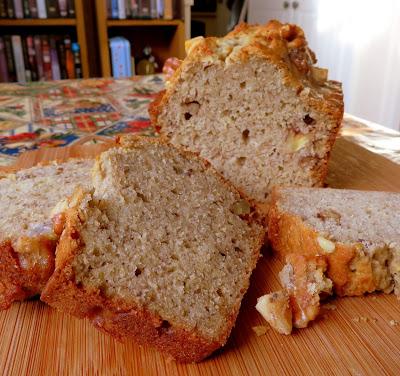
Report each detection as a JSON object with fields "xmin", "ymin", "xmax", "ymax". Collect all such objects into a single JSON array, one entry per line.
[
  {"xmin": 0, "ymin": 238, "xmax": 55, "ymax": 310},
  {"xmin": 152, "ymin": 20, "xmax": 344, "ymax": 133},
  {"xmin": 42, "ymin": 136, "xmax": 265, "ymax": 362},
  {"xmin": 268, "ymin": 187, "xmax": 378, "ymax": 296}
]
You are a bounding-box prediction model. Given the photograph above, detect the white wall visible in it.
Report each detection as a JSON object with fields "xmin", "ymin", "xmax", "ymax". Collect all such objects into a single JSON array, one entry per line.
[{"xmin": 249, "ymin": 0, "xmax": 400, "ymax": 131}]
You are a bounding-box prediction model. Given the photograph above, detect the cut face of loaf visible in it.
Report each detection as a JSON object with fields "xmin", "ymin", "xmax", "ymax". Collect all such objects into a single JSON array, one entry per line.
[
  {"xmin": 41, "ymin": 137, "xmax": 265, "ymax": 362},
  {"xmin": 0, "ymin": 159, "xmax": 93, "ymax": 310},
  {"xmin": 152, "ymin": 21, "xmax": 344, "ymax": 205},
  {"xmin": 265, "ymin": 187, "xmax": 400, "ymax": 332}
]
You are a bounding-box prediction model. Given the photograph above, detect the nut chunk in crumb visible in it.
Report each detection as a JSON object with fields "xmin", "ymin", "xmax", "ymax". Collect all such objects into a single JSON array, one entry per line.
[
  {"xmin": 256, "ymin": 291, "xmax": 292, "ymax": 335},
  {"xmin": 280, "ymin": 254, "xmax": 333, "ymax": 329}
]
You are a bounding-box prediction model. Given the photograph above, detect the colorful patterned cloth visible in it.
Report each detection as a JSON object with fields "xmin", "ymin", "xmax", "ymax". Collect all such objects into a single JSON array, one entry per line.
[
  {"xmin": 0, "ymin": 75, "xmax": 399, "ymax": 166},
  {"xmin": 0, "ymin": 75, "xmax": 164, "ymax": 166}
]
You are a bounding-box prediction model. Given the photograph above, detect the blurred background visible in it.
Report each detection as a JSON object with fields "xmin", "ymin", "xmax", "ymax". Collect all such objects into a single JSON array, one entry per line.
[{"xmin": 0, "ymin": 0, "xmax": 399, "ymax": 130}]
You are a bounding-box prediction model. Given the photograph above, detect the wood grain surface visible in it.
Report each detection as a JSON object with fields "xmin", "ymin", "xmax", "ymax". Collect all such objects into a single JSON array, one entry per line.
[{"xmin": 1, "ymin": 137, "xmax": 400, "ymax": 376}]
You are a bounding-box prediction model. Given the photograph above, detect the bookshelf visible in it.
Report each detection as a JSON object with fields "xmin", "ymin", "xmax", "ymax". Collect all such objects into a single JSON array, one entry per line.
[
  {"xmin": 95, "ymin": 0, "xmax": 187, "ymax": 77},
  {"xmin": 0, "ymin": 0, "xmax": 96, "ymax": 78}
]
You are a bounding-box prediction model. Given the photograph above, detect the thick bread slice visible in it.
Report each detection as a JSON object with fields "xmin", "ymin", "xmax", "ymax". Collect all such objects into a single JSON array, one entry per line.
[
  {"xmin": 264, "ymin": 187, "xmax": 400, "ymax": 332},
  {"xmin": 151, "ymin": 21, "xmax": 344, "ymax": 207},
  {"xmin": 41, "ymin": 136, "xmax": 265, "ymax": 362},
  {"xmin": 0, "ymin": 159, "xmax": 93, "ymax": 309}
]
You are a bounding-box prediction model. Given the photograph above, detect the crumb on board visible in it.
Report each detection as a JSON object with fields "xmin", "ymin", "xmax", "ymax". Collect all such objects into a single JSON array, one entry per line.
[
  {"xmin": 389, "ymin": 320, "xmax": 398, "ymax": 327},
  {"xmin": 323, "ymin": 303, "xmax": 337, "ymax": 311},
  {"xmin": 252, "ymin": 325, "xmax": 269, "ymax": 336},
  {"xmin": 352, "ymin": 316, "xmax": 378, "ymax": 323}
]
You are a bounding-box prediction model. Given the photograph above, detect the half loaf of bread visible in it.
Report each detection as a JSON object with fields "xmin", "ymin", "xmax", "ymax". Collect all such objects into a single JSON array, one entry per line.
[
  {"xmin": 41, "ymin": 136, "xmax": 265, "ymax": 362},
  {"xmin": 151, "ymin": 21, "xmax": 344, "ymax": 206},
  {"xmin": 0, "ymin": 159, "xmax": 93, "ymax": 310}
]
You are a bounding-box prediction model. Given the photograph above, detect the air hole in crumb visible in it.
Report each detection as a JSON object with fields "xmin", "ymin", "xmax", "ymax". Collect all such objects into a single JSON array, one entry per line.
[
  {"xmin": 136, "ymin": 191, "xmax": 148, "ymax": 202},
  {"xmin": 228, "ymin": 94, "xmax": 233, "ymax": 100},
  {"xmin": 171, "ymin": 254, "xmax": 179, "ymax": 260},
  {"xmin": 186, "ymin": 168, "xmax": 193, "ymax": 177},
  {"xmin": 184, "ymin": 112, "xmax": 192, "ymax": 120},
  {"xmin": 217, "ymin": 288, "xmax": 223, "ymax": 297},
  {"xmin": 303, "ymin": 114, "xmax": 316, "ymax": 125},
  {"xmin": 171, "ymin": 188, "xmax": 178, "ymax": 195},
  {"xmin": 242, "ymin": 129, "xmax": 250, "ymax": 142},
  {"xmin": 219, "ymin": 252, "xmax": 226, "ymax": 257},
  {"xmin": 173, "ymin": 165, "xmax": 182, "ymax": 174},
  {"xmin": 235, "ymin": 247, "xmax": 243, "ymax": 253},
  {"xmin": 236, "ymin": 157, "xmax": 246, "ymax": 166},
  {"xmin": 135, "ymin": 268, "xmax": 142, "ymax": 276},
  {"xmin": 157, "ymin": 320, "xmax": 171, "ymax": 334},
  {"xmin": 240, "ymin": 81, "xmax": 246, "ymax": 89}
]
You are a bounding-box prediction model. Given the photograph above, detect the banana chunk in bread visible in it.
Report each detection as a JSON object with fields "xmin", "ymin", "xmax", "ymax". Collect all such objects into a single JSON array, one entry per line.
[
  {"xmin": 151, "ymin": 21, "xmax": 344, "ymax": 206},
  {"xmin": 260, "ymin": 187, "xmax": 400, "ymax": 333},
  {"xmin": 0, "ymin": 159, "xmax": 93, "ymax": 310},
  {"xmin": 41, "ymin": 137, "xmax": 265, "ymax": 362}
]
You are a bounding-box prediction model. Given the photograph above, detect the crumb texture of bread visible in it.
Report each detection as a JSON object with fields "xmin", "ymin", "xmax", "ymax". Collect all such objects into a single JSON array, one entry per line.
[
  {"xmin": 153, "ymin": 21, "xmax": 344, "ymax": 204},
  {"xmin": 262, "ymin": 187, "xmax": 400, "ymax": 334},
  {"xmin": 0, "ymin": 159, "xmax": 93, "ymax": 309},
  {"xmin": 42, "ymin": 137, "xmax": 265, "ymax": 362}
]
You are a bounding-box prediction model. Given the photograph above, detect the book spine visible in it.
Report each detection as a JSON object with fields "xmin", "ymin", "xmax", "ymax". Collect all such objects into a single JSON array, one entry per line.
[
  {"xmin": 41, "ymin": 36, "xmax": 52, "ymax": 80},
  {"xmin": 156, "ymin": 0, "xmax": 163, "ymax": 18},
  {"xmin": 49, "ymin": 36, "xmax": 60, "ymax": 79},
  {"xmin": 64, "ymin": 36, "xmax": 74, "ymax": 78},
  {"xmin": 33, "ymin": 35, "xmax": 44, "ymax": 79},
  {"xmin": 46, "ymin": 0, "xmax": 58, "ymax": 17},
  {"xmin": 4, "ymin": 36, "xmax": 16, "ymax": 81},
  {"xmin": 23, "ymin": 0, "xmax": 30, "ymax": 17},
  {"xmin": 118, "ymin": 0, "xmax": 126, "ymax": 19},
  {"xmin": 163, "ymin": 0, "xmax": 172, "ymax": 20},
  {"xmin": 26, "ymin": 35, "xmax": 38, "ymax": 81},
  {"xmin": 58, "ymin": 0, "xmax": 66, "ymax": 16},
  {"xmin": 13, "ymin": 0, "xmax": 24, "ymax": 18},
  {"xmin": 0, "ymin": 1, "xmax": 7, "ymax": 18},
  {"xmin": 37, "ymin": 0, "xmax": 47, "ymax": 18},
  {"xmin": 110, "ymin": 0, "xmax": 118, "ymax": 18},
  {"xmin": 21, "ymin": 36, "xmax": 32, "ymax": 81},
  {"xmin": 110, "ymin": 38, "xmax": 125, "ymax": 78},
  {"xmin": 106, "ymin": 0, "xmax": 111, "ymax": 18},
  {"xmin": 129, "ymin": 0, "xmax": 138, "ymax": 18},
  {"xmin": 117, "ymin": 0, "xmax": 125, "ymax": 19},
  {"xmin": 67, "ymin": 0, "xmax": 74, "ymax": 16},
  {"xmin": 123, "ymin": 38, "xmax": 131, "ymax": 77},
  {"xmin": 56, "ymin": 38, "xmax": 67, "ymax": 78},
  {"xmin": 7, "ymin": 0, "xmax": 15, "ymax": 17},
  {"xmin": 29, "ymin": 0, "xmax": 38, "ymax": 17},
  {"xmin": 0, "ymin": 37, "xmax": 9, "ymax": 82},
  {"xmin": 139, "ymin": 0, "xmax": 150, "ymax": 18},
  {"xmin": 11, "ymin": 35, "xmax": 26, "ymax": 82},
  {"xmin": 150, "ymin": 0, "xmax": 157, "ymax": 19},
  {"xmin": 71, "ymin": 42, "xmax": 81, "ymax": 78}
]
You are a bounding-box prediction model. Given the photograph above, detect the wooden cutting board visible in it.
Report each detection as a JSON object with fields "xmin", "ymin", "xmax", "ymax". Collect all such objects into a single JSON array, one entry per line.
[{"xmin": 1, "ymin": 138, "xmax": 399, "ymax": 376}]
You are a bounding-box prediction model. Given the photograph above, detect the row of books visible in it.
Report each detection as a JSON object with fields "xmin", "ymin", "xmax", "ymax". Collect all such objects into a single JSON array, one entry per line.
[
  {"xmin": 0, "ymin": 0, "xmax": 75, "ymax": 19},
  {"xmin": 0, "ymin": 35, "xmax": 82, "ymax": 82},
  {"xmin": 107, "ymin": 0, "xmax": 178, "ymax": 20}
]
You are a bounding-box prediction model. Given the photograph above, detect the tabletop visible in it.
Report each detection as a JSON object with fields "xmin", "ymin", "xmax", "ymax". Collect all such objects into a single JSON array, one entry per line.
[
  {"xmin": 0, "ymin": 76, "xmax": 399, "ymax": 167},
  {"xmin": 1, "ymin": 77, "xmax": 400, "ymax": 376}
]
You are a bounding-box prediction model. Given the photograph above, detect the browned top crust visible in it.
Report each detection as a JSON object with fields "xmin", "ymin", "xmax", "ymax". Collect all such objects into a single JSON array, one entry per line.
[{"xmin": 154, "ymin": 20, "xmax": 343, "ymax": 127}]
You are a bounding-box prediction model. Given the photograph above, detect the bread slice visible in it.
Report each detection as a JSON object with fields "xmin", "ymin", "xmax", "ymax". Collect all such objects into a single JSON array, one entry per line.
[
  {"xmin": 0, "ymin": 159, "xmax": 93, "ymax": 310},
  {"xmin": 41, "ymin": 136, "xmax": 265, "ymax": 362},
  {"xmin": 261, "ymin": 187, "xmax": 400, "ymax": 333},
  {"xmin": 151, "ymin": 21, "xmax": 344, "ymax": 207}
]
